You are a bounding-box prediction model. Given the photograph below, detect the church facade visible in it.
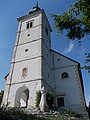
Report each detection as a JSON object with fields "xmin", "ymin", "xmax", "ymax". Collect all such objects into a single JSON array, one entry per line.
[{"xmin": 2, "ymin": 6, "xmax": 87, "ymax": 115}]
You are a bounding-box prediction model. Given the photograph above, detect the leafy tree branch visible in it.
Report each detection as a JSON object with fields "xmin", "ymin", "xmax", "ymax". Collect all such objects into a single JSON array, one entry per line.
[{"xmin": 52, "ymin": 0, "xmax": 90, "ymax": 72}]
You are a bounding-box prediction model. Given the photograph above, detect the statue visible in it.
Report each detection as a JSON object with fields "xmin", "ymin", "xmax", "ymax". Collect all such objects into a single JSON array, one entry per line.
[{"xmin": 39, "ymin": 87, "xmax": 49, "ymax": 112}]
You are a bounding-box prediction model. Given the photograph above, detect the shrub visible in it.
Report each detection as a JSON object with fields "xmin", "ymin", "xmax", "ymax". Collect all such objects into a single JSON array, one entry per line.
[
  {"xmin": 46, "ymin": 92, "xmax": 54, "ymax": 109},
  {"xmin": 35, "ymin": 90, "xmax": 41, "ymax": 107}
]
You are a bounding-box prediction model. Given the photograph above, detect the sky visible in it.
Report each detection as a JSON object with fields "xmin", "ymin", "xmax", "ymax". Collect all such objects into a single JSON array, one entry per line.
[{"xmin": 0, "ymin": 0, "xmax": 90, "ymax": 106}]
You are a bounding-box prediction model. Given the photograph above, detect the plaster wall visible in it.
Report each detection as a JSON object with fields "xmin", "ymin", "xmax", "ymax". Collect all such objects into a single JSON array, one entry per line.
[
  {"xmin": 51, "ymin": 50, "xmax": 77, "ymax": 68},
  {"xmin": 11, "ymin": 57, "xmax": 42, "ymax": 83},
  {"xmin": 15, "ymin": 40, "xmax": 42, "ymax": 62},
  {"xmin": 6, "ymin": 80, "xmax": 41, "ymax": 107},
  {"xmin": 18, "ymin": 26, "xmax": 42, "ymax": 45},
  {"xmin": 54, "ymin": 66, "xmax": 83, "ymax": 112},
  {"xmin": 20, "ymin": 14, "xmax": 42, "ymax": 31},
  {"xmin": 42, "ymin": 42, "xmax": 51, "ymax": 66}
]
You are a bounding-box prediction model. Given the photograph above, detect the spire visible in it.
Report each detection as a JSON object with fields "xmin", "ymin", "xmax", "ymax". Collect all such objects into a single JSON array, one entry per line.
[
  {"xmin": 28, "ymin": 2, "xmax": 41, "ymax": 15},
  {"xmin": 33, "ymin": 2, "xmax": 40, "ymax": 10}
]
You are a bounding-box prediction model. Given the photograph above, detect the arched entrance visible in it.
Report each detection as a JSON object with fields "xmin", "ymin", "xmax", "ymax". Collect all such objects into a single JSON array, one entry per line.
[{"xmin": 14, "ymin": 86, "xmax": 29, "ymax": 108}]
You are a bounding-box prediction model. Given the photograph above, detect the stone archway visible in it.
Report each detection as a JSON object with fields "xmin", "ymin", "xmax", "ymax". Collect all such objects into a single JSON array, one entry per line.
[{"xmin": 14, "ymin": 86, "xmax": 29, "ymax": 108}]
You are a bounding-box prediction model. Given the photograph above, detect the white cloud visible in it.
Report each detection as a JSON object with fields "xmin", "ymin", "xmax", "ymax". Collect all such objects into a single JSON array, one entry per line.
[{"xmin": 61, "ymin": 41, "xmax": 74, "ymax": 54}]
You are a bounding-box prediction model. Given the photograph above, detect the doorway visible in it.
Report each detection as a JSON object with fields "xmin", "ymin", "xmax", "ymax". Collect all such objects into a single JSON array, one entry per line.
[{"xmin": 14, "ymin": 86, "xmax": 29, "ymax": 108}]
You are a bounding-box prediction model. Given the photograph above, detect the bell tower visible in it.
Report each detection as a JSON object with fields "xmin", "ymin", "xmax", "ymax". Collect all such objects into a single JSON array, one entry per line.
[{"xmin": 2, "ymin": 4, "xmax": 52, "ymax": 108}]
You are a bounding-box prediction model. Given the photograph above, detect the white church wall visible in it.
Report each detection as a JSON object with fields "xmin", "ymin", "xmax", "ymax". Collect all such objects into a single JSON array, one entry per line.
[
  {"xmin": 42, "ymin": 42, "xmax": 51, "ymax": 65},
  {"xmin": 42, "ymin": 25, "xmax": 51, "ymax": 49},
  {"xmin": 54, "ymin": 65, "xmax": 83, "ymax": 112},
  {"xmin": 11, "ymin": 57, "xmax": 42, "ymax": 83},
  {"xmin": 21, "ymin": 14, "xmax": 42, "ymax": 31},
  {"xmin": 18, "ymin": 26, "xmax": 42, "ymax": 45},
  {"xmin": 1, "ymin": 85, "xmax": 9, "ymax": 106},
  {"xmin": 28, "ymin": 80, "xmax": 42, "ymax": 107},
  {"xmin": 15, "ymin": 40, "xmax": 42, "ymax": 62},
  {"xmin": 15, "ymin": 13, "xmax": 42, "ymax": 46},
  {"xmin": 7, "ymin": 80, "xmax": 41, "ymax": 107},
  {"xmin": 42, "ymin": 59, "xmax": 51, "ymax": 82},
  {"xmin": 51, "ymin": 50, "xmax": 78, "ymax": 69}
]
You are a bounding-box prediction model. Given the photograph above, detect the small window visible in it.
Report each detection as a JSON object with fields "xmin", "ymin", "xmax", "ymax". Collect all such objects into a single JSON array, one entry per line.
[
  {"xmin": 62, "ymin": 72, "xmax": 69, "ymax": 79},
  {"xmin": 25, "ymin": 49, "xmax": 28, "ymax": 52},
  {"xmin": 30, "ymin": 22, "xmax": 33, "ymax": 28},
  {"xmin": 57, "ymin": 58, "xmax": 60, "ymax": 61},
  {"xmin": 26, "ymin": 21, "xmax": 33, "ymax": 29},
  {"xmin": 22, "ymin": 68, "xmax": 28, "ymax": 76},
  {"xmin": 45, "ymin": 27, "xmax": 48, "ymax": 36},
  {"xmin": 57, "ymin": 97, "xmax": 65, "ymax": 107},
  {"xmin": 26, "ymin": 23, "xmax": 29, "ymax": 29},
  {"xmin": 27, "ymin": 34, "xmax": 30, "ymax": 36}
]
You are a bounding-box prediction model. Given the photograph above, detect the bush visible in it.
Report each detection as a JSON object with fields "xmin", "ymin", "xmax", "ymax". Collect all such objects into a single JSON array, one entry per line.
[
  {"xmin": 35, "ymin": 90, "xmax": 41, "ymax": 107},
  {"xmin": 46, "ymin": 92, "xmax": 54, "ymax": 109}
]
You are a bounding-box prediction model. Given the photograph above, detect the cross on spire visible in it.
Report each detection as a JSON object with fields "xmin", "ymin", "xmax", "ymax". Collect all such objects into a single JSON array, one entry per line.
[{"xmin": 33, "ymin": 2, "xmax": 40, "ymax": 10}]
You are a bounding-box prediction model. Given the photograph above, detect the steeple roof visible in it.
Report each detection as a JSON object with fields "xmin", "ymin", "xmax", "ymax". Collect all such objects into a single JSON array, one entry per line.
[
  {"xmin": 27, "ymin": 2, "xmax": 41, "ymax": 15},
  {"xmin": 17, "ymin": 3, "xmax": 52, "ymax": 32}
]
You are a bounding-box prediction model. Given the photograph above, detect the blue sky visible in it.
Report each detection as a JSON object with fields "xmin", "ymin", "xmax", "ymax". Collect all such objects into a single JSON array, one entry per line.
[{"xmin": 0, "ymin": 0, "xmax": 90, "ymax": 106}]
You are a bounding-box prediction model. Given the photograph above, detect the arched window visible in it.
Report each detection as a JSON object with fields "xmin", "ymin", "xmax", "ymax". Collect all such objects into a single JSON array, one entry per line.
[
  {"xmin": 22, "ymin": 68, "xmax": 28, "ymax": 76},
  {"xmin": 62, "ymin": 72, "xmax": 69, "ymax": 79}
]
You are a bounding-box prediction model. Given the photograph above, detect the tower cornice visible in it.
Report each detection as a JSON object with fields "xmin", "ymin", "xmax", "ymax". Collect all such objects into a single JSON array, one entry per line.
[{"xmin": 17, "ymin": 9, "xmax": 52, "ymax": 32}]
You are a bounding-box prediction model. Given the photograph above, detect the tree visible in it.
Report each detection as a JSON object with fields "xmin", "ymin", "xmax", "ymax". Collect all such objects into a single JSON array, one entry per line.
[
  {"xmin": 52, "ymin": 0, "xmax": 90, "ymax": 72},
  {"xmin": 0, "ymin": 90, "xmax": 4, "ymax": 106},
  {"xmin": 82, "ymin": 53, "xmax": 90, "ymax": 72}
]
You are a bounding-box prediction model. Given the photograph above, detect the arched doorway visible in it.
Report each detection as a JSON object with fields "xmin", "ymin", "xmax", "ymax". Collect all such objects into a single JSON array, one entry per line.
[{"xmin": 14, "ymin": 86, "xmax": 29, "ymax": 108}]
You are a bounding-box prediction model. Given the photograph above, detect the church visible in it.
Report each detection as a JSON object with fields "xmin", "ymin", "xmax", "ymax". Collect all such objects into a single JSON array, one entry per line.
[{"xmin": 2, "ymin": 4, "xmax": 87, "ymax": 115}]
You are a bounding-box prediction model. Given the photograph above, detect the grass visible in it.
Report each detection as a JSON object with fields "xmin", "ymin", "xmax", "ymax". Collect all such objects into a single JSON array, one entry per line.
[{"xmin": 0, "ymin": 107, "xmax": 87, "ymax": 120}]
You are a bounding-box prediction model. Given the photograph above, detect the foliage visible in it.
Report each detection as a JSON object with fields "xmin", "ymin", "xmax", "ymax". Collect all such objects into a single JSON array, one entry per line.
[
  {"xmin": 35, "ymin": 91, "xmax": 54, "ymax": 109},
  {"xmin": 65, "ymin": 109, "xmax": 83, "ymax": 118},
  {"xmin": 52, "ymin": 0, "xmax": 90, "ymax": 40},
  {"xmin": 46, "ymin": 92, "xmax": 54, "ymax": 109},
  {"xmin": 83, "ymin": 53, "xmax": 90, "ymax": 73},
  {"xmin": 0, "ymin": 107, "xmax": 85, "ymax": 120},
  {"xmin": 0, "ymin": 90, "xmax": 4, "ymax": 106},
  {"xmin": 0, "ymin": 107, "xmax": 47, "ymax": 120},
  {"xmin": 35, "ymin": 90, "xmax": 41, "ymax": 107},
  {"xmin": 52, "ymin": 0, "xmax": 90, "ymax": 72}
]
